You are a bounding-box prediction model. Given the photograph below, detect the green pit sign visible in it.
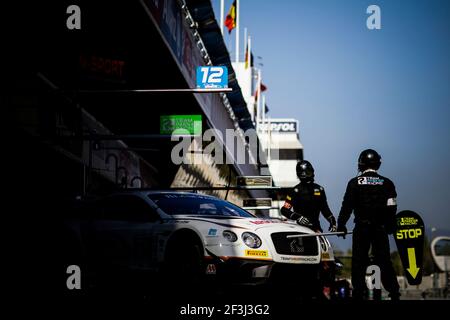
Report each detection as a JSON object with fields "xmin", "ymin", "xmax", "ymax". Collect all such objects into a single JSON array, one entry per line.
[{"xmin": 160, "ymin": 115, "xmax": 202, "ymax": 136}]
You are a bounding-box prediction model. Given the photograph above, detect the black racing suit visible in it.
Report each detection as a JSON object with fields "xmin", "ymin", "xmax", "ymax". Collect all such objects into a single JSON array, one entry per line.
[
  {"xmin": 337, "ymin": 170, "xmax": 400, "ymax": 299},
  {"xmin": 281, "ymin": 182, "xmax": 336, "ymax": 232}
]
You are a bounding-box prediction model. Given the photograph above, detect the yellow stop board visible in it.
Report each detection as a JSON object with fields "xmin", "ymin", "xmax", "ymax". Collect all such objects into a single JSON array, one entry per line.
[{"xmin": 396, "ymin": 228, "xmax": 422, "ymax": 239}]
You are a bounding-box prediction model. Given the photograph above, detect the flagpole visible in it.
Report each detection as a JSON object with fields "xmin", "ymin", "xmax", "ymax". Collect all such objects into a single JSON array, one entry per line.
[
  {"xmin": 268, "ymin": 116, "xmax": 271, "ymax": 161},
  {"xmin": 235, "ymin": 0, "xmax": 240, "ymax": 63},
  {"xmin": 244, "ymin": 27, "xmax": 247, "ymax": 61},
  {"xmin": 248, "ymin": 35, "xmax": 251, "ymax": 69},
  {"xmin": 262, "ymin": 87, "xmax": 266, "ymax": 131},
  {"xmin": 256, "ymin": 68, "xmax": 261, "ymax": 123},
  {"xmin": 260, "ymin": 94, "xmax": 265, "ymax": 133},
  {"xmin": 256, "ymin": 70, "xmax": 260, "ymax": 126},
  {"xmin": 244, "ymin": 28, "xmax": 248, "ymax": 69},
  {"xmin": 220, "ymin": 0, "xmax": 224, "ymax": 35},
  {"xmin": 262, "ymin": 86, "xmax": 267, "ymax": 154}
]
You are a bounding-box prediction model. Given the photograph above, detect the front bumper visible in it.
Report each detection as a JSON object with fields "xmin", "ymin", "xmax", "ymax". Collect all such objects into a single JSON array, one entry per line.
[
  {"xmin": 205, "ymin": 257, "xmax": 273, "ymax": 284},
  {"xmin": 205, "ymin": 257, "xmax": 320, "ymax": 285}
]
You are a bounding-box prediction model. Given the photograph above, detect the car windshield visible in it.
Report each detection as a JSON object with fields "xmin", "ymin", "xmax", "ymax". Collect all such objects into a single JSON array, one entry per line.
[{"xmin": 148, "ymin": 193, "xmax": 255, "ymax": 217}]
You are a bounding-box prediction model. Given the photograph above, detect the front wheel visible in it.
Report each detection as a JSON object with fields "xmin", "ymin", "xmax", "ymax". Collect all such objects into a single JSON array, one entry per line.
[{"xmin": 163, "ymin": 239, "xmax": 206, "ymax": 297}]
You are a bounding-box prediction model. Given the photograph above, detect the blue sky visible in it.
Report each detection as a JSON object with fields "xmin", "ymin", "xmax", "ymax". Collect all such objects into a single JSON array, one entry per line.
[{"xmin": 213, "ymin": 0, "xmax": 450, "ymax": 250}]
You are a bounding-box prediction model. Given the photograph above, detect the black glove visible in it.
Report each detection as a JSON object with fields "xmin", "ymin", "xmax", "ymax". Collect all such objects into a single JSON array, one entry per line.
[
  {"xmin": 328, "ymin": 216, "xmax": 337, "ymax": 232},
  {"xmin": 337, "ymin": 225, "xmax": 347, "ymax": 239},
  {"xmin": 297, "ymin": 216, "xmax": 312, "ymax": 227},
  {"xmin": 329, "ymin": 223, "xmax": 337, "ymax": 232}
]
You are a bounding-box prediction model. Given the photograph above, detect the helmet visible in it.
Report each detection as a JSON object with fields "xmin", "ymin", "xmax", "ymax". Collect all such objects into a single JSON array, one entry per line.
[
  {"xmin": 358, "ymin": 149, "xmax": 381, "ymax": 171},
  {"xmin": 296, "ymin": 160, "xmax": 315, "ymax": 182}
]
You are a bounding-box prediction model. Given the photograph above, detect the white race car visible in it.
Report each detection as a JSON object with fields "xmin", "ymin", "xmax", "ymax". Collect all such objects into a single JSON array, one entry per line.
[{"xmin": 64, "ymin": 191, "xmax": 335, "ymax": 289}]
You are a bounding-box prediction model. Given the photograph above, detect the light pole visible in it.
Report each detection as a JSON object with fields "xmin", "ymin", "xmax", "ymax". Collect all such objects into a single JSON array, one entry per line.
[{"xmin": 431, "ymin": 227, "xmax": 438, "ymax": 294}]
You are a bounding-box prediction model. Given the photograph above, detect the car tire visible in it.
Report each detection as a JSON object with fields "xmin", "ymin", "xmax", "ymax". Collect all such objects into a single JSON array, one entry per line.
[{"xmin": 163, "ymin": 237, "xmax": 205, "ymax": 297}]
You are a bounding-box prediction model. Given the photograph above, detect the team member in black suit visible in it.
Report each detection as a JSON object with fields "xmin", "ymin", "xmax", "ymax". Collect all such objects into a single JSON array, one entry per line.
[
  {"xmin": 337, "ymin": 149, "xmax": 400, "ymax": 300},
  {"xmin": 281, "ymin": 160, "xmax": 337, "ymax": 233}
]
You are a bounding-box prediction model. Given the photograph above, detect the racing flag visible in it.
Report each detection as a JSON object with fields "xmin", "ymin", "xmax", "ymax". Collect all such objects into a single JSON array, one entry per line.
[
  {"xmin": 254, "ymin": 82, "xmax": 267, "ymax": 102},
  {"xmin": 225, "ymin": 0, "xmax": 237, "ymax": 34},
  {"xmin": 244, "ymin": 39, "xmax": 253, "ymax": 69}
]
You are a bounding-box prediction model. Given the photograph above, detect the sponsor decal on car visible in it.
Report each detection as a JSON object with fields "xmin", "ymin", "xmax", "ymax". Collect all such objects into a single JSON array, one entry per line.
[
  {"xmin": 207, "ymin": 228, "xmax": 218, "ymax": 236},
  {"xmin": 321, "ymin": 252, "xmax": 330, "ymax": 260},
  {"xmin": 280, "ymin": 256, "xmax": 318, "ymax": 262},
  {"xmin": 245, "ymin": 249, "xmax": 269, "ymax": 257},
  {"xmin": 182, "ymin": 218, "xmax": 248, "ymax": 229},
  {"xmin": 205, "ymin": 264, "xmax": 217, "ymax": 275},
  {"xmin": 250, "ymin": 220, "xmax": 278, "ymax": 225}
]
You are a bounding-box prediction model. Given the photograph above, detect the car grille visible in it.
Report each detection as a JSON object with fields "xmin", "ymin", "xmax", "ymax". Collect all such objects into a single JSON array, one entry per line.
[{"xmin": 270, "ymin": 232, "xmax": 319, "ymax": 256}]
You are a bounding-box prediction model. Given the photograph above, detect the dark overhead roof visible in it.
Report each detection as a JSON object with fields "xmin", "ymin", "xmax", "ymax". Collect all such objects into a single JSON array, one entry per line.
[{"xmin": 187, "ymin": 0, "xmax": 254, "ymax": 132}]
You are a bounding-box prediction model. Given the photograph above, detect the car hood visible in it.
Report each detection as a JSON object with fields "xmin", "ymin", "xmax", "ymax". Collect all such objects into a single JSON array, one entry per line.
[{"xmin": 170, "ymin": 215, "xmax": 314, "ymax": 234}]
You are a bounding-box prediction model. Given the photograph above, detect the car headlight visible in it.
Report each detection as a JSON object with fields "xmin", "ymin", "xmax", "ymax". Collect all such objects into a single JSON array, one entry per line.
[
  {"xmin": 223, "ymin": 230, "xmax": 238, "ymax": 242},
  {"xmin": 242, "ymin": 232, "xmax": 262, "ymax": 248}
]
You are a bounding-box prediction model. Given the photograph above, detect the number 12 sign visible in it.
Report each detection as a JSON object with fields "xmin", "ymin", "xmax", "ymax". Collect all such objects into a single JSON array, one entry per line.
[{"xmin": 196, "ymin": 66, "xmax": 228, "ymax": 89}]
